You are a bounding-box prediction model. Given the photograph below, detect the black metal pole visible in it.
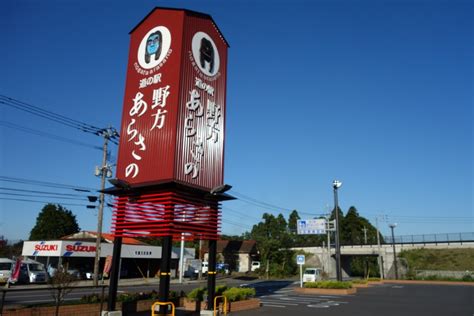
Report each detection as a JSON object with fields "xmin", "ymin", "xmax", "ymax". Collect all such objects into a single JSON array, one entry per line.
[
  {"xmin": 107, "ymin": 236, "xmax": 122, "ymax": 311},
  {"xmin": 158, "ymin": 235, "xmax": 173, "ymax": 315},
  {"xmin": 1, "ymin": 289, "xmax": 6, "ymax": 316},
  {"xmin": 390, "ymin": 225, "xmax": 398, "ymax": 279},
  {"xmin": 334, "ymin": 187, "xmax": 342, "ymax": 281},
  {"xmin": 207, "ymin": 239, "xmax": 217, "ymax": 310}
]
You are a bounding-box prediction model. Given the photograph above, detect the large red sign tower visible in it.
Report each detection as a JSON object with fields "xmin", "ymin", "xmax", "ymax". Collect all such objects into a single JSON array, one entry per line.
[{"xmin": 106, "ymin": 8, "xmax": 231, "ymax": 313}]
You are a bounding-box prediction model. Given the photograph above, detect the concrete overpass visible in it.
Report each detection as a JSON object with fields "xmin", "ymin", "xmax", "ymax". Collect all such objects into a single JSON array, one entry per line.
[{"xmin": 292, "ymin": 241, "xmax": 474, "ymax": 279}]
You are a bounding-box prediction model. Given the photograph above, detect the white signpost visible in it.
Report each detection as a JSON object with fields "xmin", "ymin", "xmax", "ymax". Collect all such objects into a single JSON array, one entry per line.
[
  {"xmin": 296, "ymin": 254, "xmax": 305, "ymax": 287},
  {"xmin": 297, "ymin": 219, "xmax": 327, "ymax": 235}
]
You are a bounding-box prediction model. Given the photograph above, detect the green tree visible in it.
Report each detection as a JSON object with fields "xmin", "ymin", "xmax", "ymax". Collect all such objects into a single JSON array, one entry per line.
[
  {"xmin": 29, "ymin": 204, "xmax": 80, "ymax": 240},
  {"xmin": 250, "ymin": 213, "xmax": 296, "ymax": 278}
]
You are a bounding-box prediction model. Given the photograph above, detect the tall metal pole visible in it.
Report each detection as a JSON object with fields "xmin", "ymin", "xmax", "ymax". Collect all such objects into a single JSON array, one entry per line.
[
  {"xmin": 107, "ymin": 236, "xmax": 122, "ymax": 311},
  {"xmin": 333, "ymin": 181, "xmax": 342, "ymax": 282},
  {"xmin": 207, "ymin": 239, "xmax": 217, "ymax": 311},
  {"xmin": 93, "ymin": 131, "xmax": 109, "ymax": 286},
  {"xmin": 327, "ymin": 219, "xmax": 331, "ymax": 277},
  {"xmin": 389, "ymin": 224, "xmax": 398, "ymax": 279},
  {"xmin": 159, "ymin": 236, "xmax": 173, "ymax": 314},
  {"xmin": 376, "ymin": 216, "xmax": 384, "ymax": 279}
]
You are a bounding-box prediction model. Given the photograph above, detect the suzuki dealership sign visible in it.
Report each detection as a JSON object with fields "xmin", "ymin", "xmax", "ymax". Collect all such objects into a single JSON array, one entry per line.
[
  {"xmin": 22, "ymin": 240, "xmax": 185, "ymax": 259},
  {"xmin": 23, "ymin": 241, "xmax": 106, "ymax": 257},
  {"xmin": 115, "ymin": 8, "xmax": 229, "ymax": 191}
]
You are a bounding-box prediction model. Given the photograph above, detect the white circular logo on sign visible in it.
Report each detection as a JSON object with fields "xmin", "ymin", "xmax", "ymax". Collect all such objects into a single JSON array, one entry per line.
[
  {"xmin": 191, "ymin": 31, "xmax": 220, "ymax": 77},
  {"xmin": 137, "ymin": 26, "xmax": 172, "ymax": 70}
]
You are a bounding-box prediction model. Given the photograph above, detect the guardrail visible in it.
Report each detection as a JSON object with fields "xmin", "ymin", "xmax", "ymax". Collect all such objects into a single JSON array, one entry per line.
[
  {"xmin": 151, "ymin": 301, "xmax": 175, "ymax": 316},
  {"xmin": 214, "ymin": 295, "xmax": 227, "ymax": 316},
  {"xmin": 383, "ymin": 232, "xmax": 474, "ymax": 245},
  {"xmin": 0, "ymin": 284, "xmax": 108, "ymax": 316}
]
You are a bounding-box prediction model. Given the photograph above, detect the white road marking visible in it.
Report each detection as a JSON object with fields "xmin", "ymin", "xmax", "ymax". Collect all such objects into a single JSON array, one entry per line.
[
  {"xmin": 261, "ymin": 300, "xmax": 298, "ymax": 306},
  {"xmin": 263, "ymin": 304, "xmax": 286, "ymax": 308},
  {"xmin": 308, "ymin": 304, "xmax": 330, "ymax": 308}
]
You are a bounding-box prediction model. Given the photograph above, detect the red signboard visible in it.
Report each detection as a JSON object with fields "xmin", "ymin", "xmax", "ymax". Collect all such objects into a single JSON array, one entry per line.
[{"xmin": 116, "ymin": 8, "xmax": 228, "ymax": 192}]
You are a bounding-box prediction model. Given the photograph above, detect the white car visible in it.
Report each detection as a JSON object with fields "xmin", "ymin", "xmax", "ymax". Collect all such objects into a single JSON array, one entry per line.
[
  {"xmin": 0, "ymin": 258, "xmax": 14, "ymax": 284},
  {"xmin": 303, "ymin": 268, "xmax": 322, "ymax": 283},
  {"xmin": 251, "ymin": 261, "xmax": 260, "ymax": 272}
]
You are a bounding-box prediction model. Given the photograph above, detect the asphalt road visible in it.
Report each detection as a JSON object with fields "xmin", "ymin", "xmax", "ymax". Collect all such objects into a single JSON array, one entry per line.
[
  {"xmin": 234, "ymin": 282, "xmax": 474, "ymax": 316},
  {"xmin": 2, "ymin": 279, "xmax": 473, "ymax": 316},
  {"xmin": 1, "ymin": 276, "xmax": 250, "ymax": 306}
]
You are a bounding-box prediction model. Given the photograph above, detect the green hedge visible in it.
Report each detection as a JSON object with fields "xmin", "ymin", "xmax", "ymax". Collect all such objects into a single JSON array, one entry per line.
[
  {"xmin": 223, "ymin": 287, "xmax": 256, "ymax": 302},
  {"xmin": 304, "ymin": 281, "xmax": 352, "ymax": 289},
  {"xmin": 351, "ymin": 279, "xmax": 368, "ymax": 284}
]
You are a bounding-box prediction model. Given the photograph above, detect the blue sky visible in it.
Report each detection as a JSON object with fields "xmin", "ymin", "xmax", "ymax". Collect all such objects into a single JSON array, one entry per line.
[{"xmin": 1, "ymin": 0, "xmax": 472, "ymax": 241}]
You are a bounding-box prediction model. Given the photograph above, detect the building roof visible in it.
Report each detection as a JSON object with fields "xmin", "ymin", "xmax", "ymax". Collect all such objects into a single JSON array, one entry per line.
[
  {"xmin": 203, "ymin": 240, "xmax": 258, "ymax": 254},
  {"xmin": 61, "ymin": 231, "xmax": 147, "ymax": 245}
]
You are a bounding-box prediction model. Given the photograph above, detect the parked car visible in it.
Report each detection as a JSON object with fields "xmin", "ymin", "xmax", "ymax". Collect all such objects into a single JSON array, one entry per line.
[
  {"xmin": 12, "ymin": 259, "xmax": 48, "ymax": 284},
  {"xmin": 0, "ymin": 258, "xmax": 14, "ymax": 284},
  {"xmin": 303, "ymin": 268, "xmax": 322, "ymax": 283},
  {"xmin": 251, "ymin": 261, "xmax": 261, "ymax": 272},
  {"xmin": 202, "ymin": 261, "xmax": 208, "ymax": 274}
]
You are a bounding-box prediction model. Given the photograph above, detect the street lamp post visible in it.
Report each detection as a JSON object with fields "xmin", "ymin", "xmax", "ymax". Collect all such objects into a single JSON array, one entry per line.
[
  {"xmin": 332, "ymin": 180, "xmax": 342, "ymax": 282},
  {"xmin": 389, "ymin": 223, "xmax": 398, "ymax": 279}
]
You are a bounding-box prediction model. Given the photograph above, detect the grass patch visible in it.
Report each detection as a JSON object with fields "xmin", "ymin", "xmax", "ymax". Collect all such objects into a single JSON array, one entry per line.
[
  {"xmin": 304, "ymin": 281, "xmax": 352, "ymax": 289},
  {"xmin": 399, "ymin": 248, "xmax": 474, "ymax": 271},
  {"xmin": 351, "ymin": 279, "xmax": 368, "ymax": 284}
]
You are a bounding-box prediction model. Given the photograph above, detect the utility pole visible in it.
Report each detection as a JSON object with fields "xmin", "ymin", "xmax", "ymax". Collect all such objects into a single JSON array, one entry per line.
[
  {"xmin": 362, "ymin": 226, "xmax": 368, "ymax": 244},
  {"xmin": 326, "ymin": 215, "xmax": 331, "ymax": 277},
  {"xmin": 93, "ymin": 127, "xmax": 118, "ymax": 286},
  {"xmin": 375, "ymin": 216, "xmax": 384, "ymax": 279},
  {"xmin": 332, "ymin": 180, "xmax": 342, "ymax": 282},
  {"xmin": 389, "ymin": 223, "xmax": 399, "ymax": 279}
]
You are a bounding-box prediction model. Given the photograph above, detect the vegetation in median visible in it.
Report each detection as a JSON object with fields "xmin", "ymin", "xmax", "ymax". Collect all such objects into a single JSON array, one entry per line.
[
  {"xmin": 186, "ymin": 285, "xmax": 255, "ymax": 302},
  {"xmin": 304, "ymin": 280, "xmax": 352, "ymax": 289},
  {"xmin": 351, "ymin": 279, "xmax": 368, "ymax": 284}
]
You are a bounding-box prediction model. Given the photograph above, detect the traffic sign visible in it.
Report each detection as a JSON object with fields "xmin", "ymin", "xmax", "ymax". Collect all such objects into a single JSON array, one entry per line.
[
  {"xmin": 297, "ymin": 219, "xmax": 327, "ymax": 235},
  {"xmin": 296, "ymin": 254, "xmax": 305, "ymax": 265}
]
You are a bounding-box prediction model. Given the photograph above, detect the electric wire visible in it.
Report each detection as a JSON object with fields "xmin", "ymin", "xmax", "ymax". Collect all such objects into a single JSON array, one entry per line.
[
  {"xmin": 0, "ymin": 95, "xmax": 103, "ymax": 134},
  {"xmin": 0, "ymin": 197, "xmax": 90, "ymax": 207},
  {"xmin": 0, "ymin": 176, "xmax": 95, "ymax": 192},
  {"xmin": 0, "ymin": 186, "xmax": 95, "ymax": 198},
  {"xmin": 0, "ymin": 121, "xmax": 102, "ymax": 151},
  {"xmin": 0, "ymin": 192, "xmax": 95, "ymax": 202}
]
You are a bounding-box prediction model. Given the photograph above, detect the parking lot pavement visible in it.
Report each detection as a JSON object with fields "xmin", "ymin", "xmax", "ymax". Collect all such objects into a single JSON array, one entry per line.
[{"xmin": 233, "ymin": 283, "xmax": 474, "ymax": 316}]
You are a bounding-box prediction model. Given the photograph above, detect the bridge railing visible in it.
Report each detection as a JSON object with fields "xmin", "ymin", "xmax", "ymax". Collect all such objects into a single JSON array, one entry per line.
[{"xmin": 383, "ymin": 232, "xmax": 474, "ymax": 245}]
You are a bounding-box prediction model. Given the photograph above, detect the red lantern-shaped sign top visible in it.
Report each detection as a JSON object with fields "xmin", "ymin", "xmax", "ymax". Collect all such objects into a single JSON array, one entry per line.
[{"xmin": 115, "ymin": 8, "xmax": 229, "ymax": 192}]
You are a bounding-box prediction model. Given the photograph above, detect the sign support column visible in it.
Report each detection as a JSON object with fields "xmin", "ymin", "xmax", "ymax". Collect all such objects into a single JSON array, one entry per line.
[{"xmin": 207, "ymin": 239, "xmax": 217, "ymax": 310}]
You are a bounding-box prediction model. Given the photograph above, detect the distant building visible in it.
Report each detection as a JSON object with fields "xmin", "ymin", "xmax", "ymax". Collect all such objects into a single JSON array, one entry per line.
[
  {"xmin": 203, "ymin": 240, "xmax": 259, "ymax": 273},
  {"xmin": 22, "ymin": 231, "xmax": 194, "ymax": 279}
]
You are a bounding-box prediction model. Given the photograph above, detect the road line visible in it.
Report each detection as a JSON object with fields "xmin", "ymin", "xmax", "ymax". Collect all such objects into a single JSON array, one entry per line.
[
  {"xmin": 261, "ymin": 300, "xmax": 298, "ymax": 306},
  {"xmin": 263, "ymin": 304, "xmax": 286, "ymax": 308},
  {"xmin": 308, "ymin": 304, "xmax": 330, "ymax": 308}
]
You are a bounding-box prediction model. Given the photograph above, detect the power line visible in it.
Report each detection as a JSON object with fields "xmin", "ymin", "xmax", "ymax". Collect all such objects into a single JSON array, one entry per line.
[
  {"xmin": 0, "ymin": 186, "xmax": 94, "ymax": 198},
  {"xmin": 0, "ymin": 176, "xmax": 95, "ymax": 192},
  {"xmin": 0, "ymin": 197, "xmax": 90, "ymax": 207},
  {"xmin": 0, "ymin": 95, "xmax": 102, "ymax": 134},
  {"xmin": 0, "ymin": 121, "xmax": 102, "ymax": 150},
  {"xmin": 0, "ymin": 192, "xmax": 93, "ymax": 202}
]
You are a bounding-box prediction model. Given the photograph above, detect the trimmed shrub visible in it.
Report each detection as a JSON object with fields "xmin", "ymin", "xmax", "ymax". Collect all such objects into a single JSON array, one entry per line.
[
  {"xmin": 304, "ymin": 281, "xmax": 352, "ymax": 289},
  {"xmin": 223, "ymin": 287, "xmax": 256, "ymax": 302},
  {"xmin": 351, "ymin": 279, "xmax": 368, "ymax": 284},
  {"xmin": 367, "ymin": 277, "xmax": 381, "ymax": 282},
  {"xmin": 187, "ymin": 287, "xmax": 206, "ymax": 302},
  {"xmin": 215, "ymin": 285, "xmax": 228, "ymax": 296}
]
